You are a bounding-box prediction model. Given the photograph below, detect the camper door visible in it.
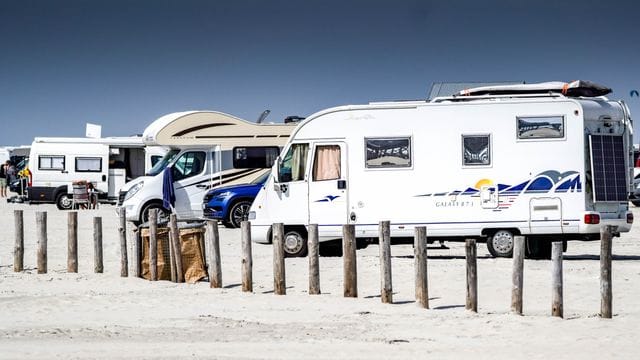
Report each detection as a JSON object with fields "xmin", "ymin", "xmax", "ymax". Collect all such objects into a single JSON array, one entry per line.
[
  {"xmin": 172, "ymin": 149, "xmax": 211, "ymax": 219},
  {"xmin": 307, "ymin": 142, "xmax": 348, "ymax": 234},
  {"xmin": 274, "ymin": 142, "xmax": 311, "ymax": 225}
]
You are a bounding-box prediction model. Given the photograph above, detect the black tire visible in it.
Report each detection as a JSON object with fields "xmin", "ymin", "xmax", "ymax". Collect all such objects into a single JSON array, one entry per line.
[
  {"xmin": 632, "ymin": 200, "xmax": 640, "ymax": 207},
  {"xmin": 56, "ymin": 193, "xmax": 73, "ymax": 210},
  {"xmin": 227, "ymin": 200, "xmax": 252, "ymax": 228},
  {"xmin": 140, "ymin": 202, "xmax": 169, "ymax": 224},
  {"xmin": 526, "ymin": 239, "xmax": 552, "ymax": 260},
  {"xmin": 282, "ymin": 230, "xmax": 308, "ymax": 257},
  {"xmin": 486, "ymin": 229, "xmax": 515, "ymax": 258},
  {"xmin": 222, "ymin": 221, "xmax": 234, "ymax": 229}
]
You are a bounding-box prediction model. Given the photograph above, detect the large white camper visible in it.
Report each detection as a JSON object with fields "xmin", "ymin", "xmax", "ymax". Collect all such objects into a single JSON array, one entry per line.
[
  {"xmin": 249, "ymin": 81, "xmax": 634, "ymax": 258},
  {"xmin": 28, "ymin": 137, "xmax": 165, "ymax": 209},
  {"xmin": 117, "ymin": 111, "xmax": 296, "ymax": 224}
]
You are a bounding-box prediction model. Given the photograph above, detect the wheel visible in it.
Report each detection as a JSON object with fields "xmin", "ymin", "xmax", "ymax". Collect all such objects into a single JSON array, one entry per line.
[
  {"xmin": 228, "ymin": 200, "xmax": 252, "ymax": 228},
  {"xmin": 526, "ymin": 239, "xmax": 552, "ymax": 259},
  {"xmin": 487, "ymin": 229, "xmax": 514, "ymax": 258},
  {"xmin": 141, "ymin": 202, "xmax": 169, "ymax": 224},
  {"xmin": 632, "ymin": 200, "xmax": 640, "ymax": 207},
  {"xmin": 222, "ymin": 221, "xmax": 234, "ymax": 228},
  {"xmin": 56, "ymin": 193, "xmax": 73, "ymax": 210},
  {"xmin": 282, "ymin": 230, "xmax": 308, "ymax": 257}
]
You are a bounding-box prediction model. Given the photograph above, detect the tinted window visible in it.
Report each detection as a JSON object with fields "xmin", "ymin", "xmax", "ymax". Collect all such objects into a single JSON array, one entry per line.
[
  {"xmin": 233, "ymin": 146, "xmax": 280, "ymax": 168},
  {"xmin": 172, "ymin": 151, "xmax": 206, "ymax": 181},
  {"xmin": 365, "ymin": 137, "xmax": 411, "ymax": 168},
  {"xmin": 76, "ymin": 157, "xmax": 102, "ymax": 172},
  {"xmin": 517, "ymin": 116, "xmax": 564, "ymax": 139},
  {"xmin": 278, "ymin": 143, "xmax": 309, "ymax": 182},
  {"xmin": 462, "ymin": 135, "xmax": 490, "ymax": 166}
]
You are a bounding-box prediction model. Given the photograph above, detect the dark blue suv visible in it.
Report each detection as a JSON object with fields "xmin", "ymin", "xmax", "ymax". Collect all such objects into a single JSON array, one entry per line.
[{"xmin": 202, "ymin": 171, "xmax": 270, "ymax": 228}]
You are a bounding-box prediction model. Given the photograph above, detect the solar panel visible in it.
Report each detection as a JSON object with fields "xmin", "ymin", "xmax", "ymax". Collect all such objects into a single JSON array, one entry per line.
[{"xmin": 590, "ymin": 135, "xmax": 628, "ymax": 202}]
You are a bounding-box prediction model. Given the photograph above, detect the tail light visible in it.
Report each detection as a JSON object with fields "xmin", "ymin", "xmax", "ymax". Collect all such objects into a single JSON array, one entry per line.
[
  {"xmin": 627, "ymin": 212, "xmax": 634, "ymax": 224},
  {"xmin": 584, "ymin": 213, "xmax": 600, "ymax": 224}
]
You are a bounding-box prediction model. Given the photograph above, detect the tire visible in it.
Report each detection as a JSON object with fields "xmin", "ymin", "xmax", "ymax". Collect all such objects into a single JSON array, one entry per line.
[
  {"xmin": 487, "ymin": 229, "xmax": 515, "ymax": 258},
  {"xmin": 222, "ymin": 221, "xmax": 234, "ymax": 229},
  {"xmin": 282, "ymin": 230, "xmax": 308, "ymax": 257},
  {"xmin": 56, "ymin": 193, "xmax": 73, "ymax": 210},
  {"xmin": 526, "ymin": 239, "xmax": 552, "ymax": 260},
  {"xmin": 632, "ymin": 200, "xmax": 640, "ymax": 207},
  {"xmin": 141, "ymin": 202, "xmax": 169, "ymax": 224},
  {"xmin": 227, "ymin": 200, "xmax": 252, "ymax": 228}
]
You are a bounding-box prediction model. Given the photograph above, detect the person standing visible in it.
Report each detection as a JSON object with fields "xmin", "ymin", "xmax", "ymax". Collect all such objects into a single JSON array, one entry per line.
[
  {"xmin": 0, "ymin": 161, "xmax": 6, "ymax": 197},
  {"xmin": 6, "ymin": 161, "xmax": 17, "ymax": 193}
]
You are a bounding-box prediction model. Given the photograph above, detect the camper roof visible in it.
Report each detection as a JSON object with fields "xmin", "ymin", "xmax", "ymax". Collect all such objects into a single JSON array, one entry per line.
[
  {"xmin": 142, "ymin": 111, "xmax": 295, "ymax": 148},
  {"xmin": 32, "ymin": 136, "xmax": 144, "ymax": 147}
]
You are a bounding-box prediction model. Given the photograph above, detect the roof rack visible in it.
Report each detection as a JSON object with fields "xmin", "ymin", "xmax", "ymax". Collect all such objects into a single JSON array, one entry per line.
[{"xmin": 430, "ymin": 92, "xmax": 566, "ymax": 103}]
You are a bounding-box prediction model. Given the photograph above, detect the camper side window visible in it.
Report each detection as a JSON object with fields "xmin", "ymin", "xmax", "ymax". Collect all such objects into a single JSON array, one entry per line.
[
  {"xmin": 172, "ymin": 151, "xmax": 206, "ymax": 181},
  {"xmin": 462, "ymin": 135, "xmax": 491, "ymax": 166},
  {"xmin": 39, "ymin": 155, "xmax": 65, "ymax": 170},
  {"xmin": 76, "ymin": 157, "xmax": 102, "ymax": 172},
  {"xmin": 233, "ymin": 146, "xmax": 280, "ymax": 169},
  {"xmin": 365, "ymin": 137, "xmax": 411, "ymax": 168},
  {"xmin": 313, "ymin": 145, "xmax": 341, "ymax": 181},
  {"xmin": 278, "ymin": 143, "xmax": 309, "ymax": 182},
  {"xmin": 517, "ymin": 116, "xmax": 564, "ymax": 139}
]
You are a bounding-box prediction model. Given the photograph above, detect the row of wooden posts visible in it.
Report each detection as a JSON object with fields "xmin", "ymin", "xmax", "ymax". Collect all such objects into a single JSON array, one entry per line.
[{"xmin": 11, "ymin": 209, "xmax": 615, "ymax": 319}]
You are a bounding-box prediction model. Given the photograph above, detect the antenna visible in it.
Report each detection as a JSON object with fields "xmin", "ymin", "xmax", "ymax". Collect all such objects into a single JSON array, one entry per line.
[{"xmin": 257, "ymin": 109, "xmax": 271, "ymax": 123}]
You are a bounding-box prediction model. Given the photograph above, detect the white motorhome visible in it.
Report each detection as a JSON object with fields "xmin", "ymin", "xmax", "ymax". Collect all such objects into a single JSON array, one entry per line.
[
  {"xmin": 28, "ymin": 137, "xmax": 166, "ymax": 209},
  {"xmin": 249, "ymin": 81, "xmax": 634, "ymax": 258},
  {"xmin": 117, "ymin": 111, "xmax": 296, "ymax": 224}
]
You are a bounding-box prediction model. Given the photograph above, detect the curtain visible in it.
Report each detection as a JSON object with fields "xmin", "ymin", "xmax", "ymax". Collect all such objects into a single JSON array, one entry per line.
[
  {"xmin": 313, "ymin": 145, "xmax": 341, "ymax": 181},
  {"xmin": 291, "ymin": 144, "xmax": 308, "ymax": 181}
]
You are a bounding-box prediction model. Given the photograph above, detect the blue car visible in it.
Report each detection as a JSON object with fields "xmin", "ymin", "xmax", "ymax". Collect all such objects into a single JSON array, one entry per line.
[{"xmin": 202, "ymin": 171, "xmax": 270, "ymax": 228}]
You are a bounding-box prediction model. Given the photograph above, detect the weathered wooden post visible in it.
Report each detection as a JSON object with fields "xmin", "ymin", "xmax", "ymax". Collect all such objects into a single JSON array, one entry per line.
[
  {"xmin": 272, "ymin": 223, "xmax": 286, "ymax": 295},
  {"xmin": 600, "ymin": 225, "xmax": 614, "ymax": 319},
  {"xmin": 36, "ymin": 211, "xmax": 47, "ymax": 274},
  {"xmin": 169, "ymin": 214, "xmax": 183, "ymax": 283},
  {"xmin": 414, "ymin": 226, "xmax": 428, "ymax": 308},
  {"xmin": 149, "ymin": 208, "xmax": 158, "ymax": 281},
  {"xmin": 308, "ymin": 224, "xmax": 320, "ymax": 295},
  {"xmin": 241, "ymin": 220, "xmax": 253, "ymax": 292},
  {"xmin": 511, "ymin": 235, "xmax": 525, "ymax": 315},
  {"xmin": 13, "ymin": 210, "xmax": 24, "ymax": 272},
  {"xmin": 379, "ymin": 221, "xmax": 393, "ymax": 304},
  {"xmin": 67, "ymin": 212, "xmax": 78, "ymax": 273},
  {"xmin": 343, "ymin": 224, "xmax": 357, "ymax": 298},
  {"xmin": 206, "ymin": 220, "xmax": 222, "ymax": 288},
  {"xmin": 131, "ymin": 226, "xmax": 141, "ymax": 278},
  {"xmin": 551, "ymin": 241, "xmax": 563, "ymax": 318},
  {"xmin": 94, "ymin": 217, "xmax": 103, "ymax": 273},
  {"xmin": 119, "ymin": 208, "xmax": 128, "ymax": 277},
  {"xmin": 465, "ymin": 239, "xmax": 477, "ymax": 312}
]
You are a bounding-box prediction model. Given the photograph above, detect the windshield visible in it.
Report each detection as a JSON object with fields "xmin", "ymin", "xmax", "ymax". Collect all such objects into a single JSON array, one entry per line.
[
  {"xmin": 146, "ymin": 150, "xmax": 179, "ymax": 176},
  {"xmin": 251, "ymin": 171, "xmax": 271, "ymax": 185}
]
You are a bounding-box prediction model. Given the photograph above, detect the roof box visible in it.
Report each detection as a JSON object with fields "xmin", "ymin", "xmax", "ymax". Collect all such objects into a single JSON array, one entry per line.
[{"xmin": 458, "ymin": 80, "xmax": 611, "ymax": 97}]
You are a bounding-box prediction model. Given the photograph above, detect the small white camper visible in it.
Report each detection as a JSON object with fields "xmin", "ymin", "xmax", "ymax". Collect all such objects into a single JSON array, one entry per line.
[
  {"xmin": 117, "ymin": 111, "xmax": 296, "ymax": 224},
  {"xmin": 249, "ymin": 81, "xmax": 634, "ymax": 258},
  {"xmin": 27, "ymin": 137, "xmax": 165, "ymax": 209}
]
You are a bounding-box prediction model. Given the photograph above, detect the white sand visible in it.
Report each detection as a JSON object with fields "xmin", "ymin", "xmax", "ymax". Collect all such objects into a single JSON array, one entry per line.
[{"xmin": 1, "ymin": 198, "xmax": 639, "ymax": 359}]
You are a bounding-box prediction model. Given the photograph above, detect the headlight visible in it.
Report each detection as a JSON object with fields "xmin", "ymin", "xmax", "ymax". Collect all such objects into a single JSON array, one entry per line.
[
  {"xmin": 124, "ymin": 182, "xmax": 144, "ymax": 201},
  {"xmin": 216, "ymin": 191, "xmax": 232, "ymax": 199}
]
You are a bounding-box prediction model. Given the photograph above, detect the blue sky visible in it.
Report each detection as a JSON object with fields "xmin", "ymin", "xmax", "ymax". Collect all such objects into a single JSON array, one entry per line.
[{"xmin": 1, "ymin": 0, "xmax": 639, "ymax": 146}]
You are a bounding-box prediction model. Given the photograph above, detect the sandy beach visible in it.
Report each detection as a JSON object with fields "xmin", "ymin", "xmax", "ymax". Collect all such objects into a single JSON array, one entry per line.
[{"xmin": 1, "ymin": 198, "xmax": 639, "ymax": 359}]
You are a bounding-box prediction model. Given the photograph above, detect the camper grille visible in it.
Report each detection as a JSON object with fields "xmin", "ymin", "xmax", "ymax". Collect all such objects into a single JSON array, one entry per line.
[
  {"xmin": 117, "ymin": 191, "xmax": 127, "ymax": 206},
  {"xmin": 589, "ymin": 135, "xmax": 628, "ymax": 202}
]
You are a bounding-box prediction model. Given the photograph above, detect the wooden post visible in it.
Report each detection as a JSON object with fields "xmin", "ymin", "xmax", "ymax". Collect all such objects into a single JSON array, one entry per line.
[
  {"xmin": 272, "ymin": 223, "xmax": 286, "ymax": 295},
  {"xmin": 241, "ymin": 221, "xmax": 253, "ymax": 292},
  {"xmin": 167, "ymin": 223, "xmax": 177, "ymax": 282},
  {"xmin": 118, "ymin": 208, "xmax": 128, "ymax": 277},
  {"xmin": 149, "ymin": 208, "xmax": 158, "ymax": 281},
  {"xmin": 600, "ymin": 225, "xmax": 614, "ymax": 319},
  {"xmin": 465, "ymin": 239, "xmax": 477, "ymax": 312},
  {"xmin": 169, "ymin": 214, "xmax": 183, "ymax": 283},
  {"xmin": 511, "ymin": 235, "xmax": 525, "ymax": 315},
  {"xmin": 414, "ymin": 226, "xmax": 428, "ymax": 308},
  {"xmin": 36, "ymin": 211, "xmax": 47, "ymax": 274},
  {"xmin": 13, "ymin": 210, "xmax": 24, "ymax": 272},
  {"xmin": 134, "ymin": 227, "xmax": 142, "ymax": 278},
  {"xmin": 67, "ymin": 212, "xmax": 78, "ymax": 273},
  {"xmin": 379, "ymin": 221, "xmax": 393, "ymax": 304},
  {"xmin": 308, "ymin": 224, "xmax": 320, "ymax": 295},
  {"xmin": 551, "ymin": 241, "xmax": 563, "ymax": 318},
  {"xmin": 343, "ymin": 224, "xmax": 357, "ymax": 298},
  {"xmin": 206, "ymin": 220, "xmax": 222, "ymax": 288},
  {"xmin": 93, "ymin": 217, "xmax": 103, "ymax": 273}
]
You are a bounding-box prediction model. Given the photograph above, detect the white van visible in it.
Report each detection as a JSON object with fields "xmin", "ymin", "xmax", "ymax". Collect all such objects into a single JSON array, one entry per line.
[
  {"xmin": 117, "ymin": 111, "xmax": 296, "ymax": 224},
  {"xmin": 27, "ymin": 137, "xmax": 165, "ymax": 209},
  {"xmin": 249, "ymin": 81, "xmax": 634, "ymax": 258}
]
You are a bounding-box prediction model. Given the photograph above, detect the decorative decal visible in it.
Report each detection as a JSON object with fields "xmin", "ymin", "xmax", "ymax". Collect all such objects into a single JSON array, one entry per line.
[{"xmin": 316, "ymin": 195, "xmax": 341, "ymax": 203}]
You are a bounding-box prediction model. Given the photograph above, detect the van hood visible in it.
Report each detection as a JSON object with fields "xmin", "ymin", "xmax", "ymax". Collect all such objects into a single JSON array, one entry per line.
[
  {"xmin": 120, "ymin": 176, "xmax": 151, "ymax": 192},
  {"xmin": 209, "ymin": 182, "xmax": 263, "ymax": 195}
]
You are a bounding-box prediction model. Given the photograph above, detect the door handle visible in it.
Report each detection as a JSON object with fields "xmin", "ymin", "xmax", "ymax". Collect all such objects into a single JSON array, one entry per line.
[
  {"xmin": 196, "ymin": 184, "xmax": 208, "ymax": 189},
  {"xmin": 337, "ymin": 180, "xmax": 346, "ymax": 189}
]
